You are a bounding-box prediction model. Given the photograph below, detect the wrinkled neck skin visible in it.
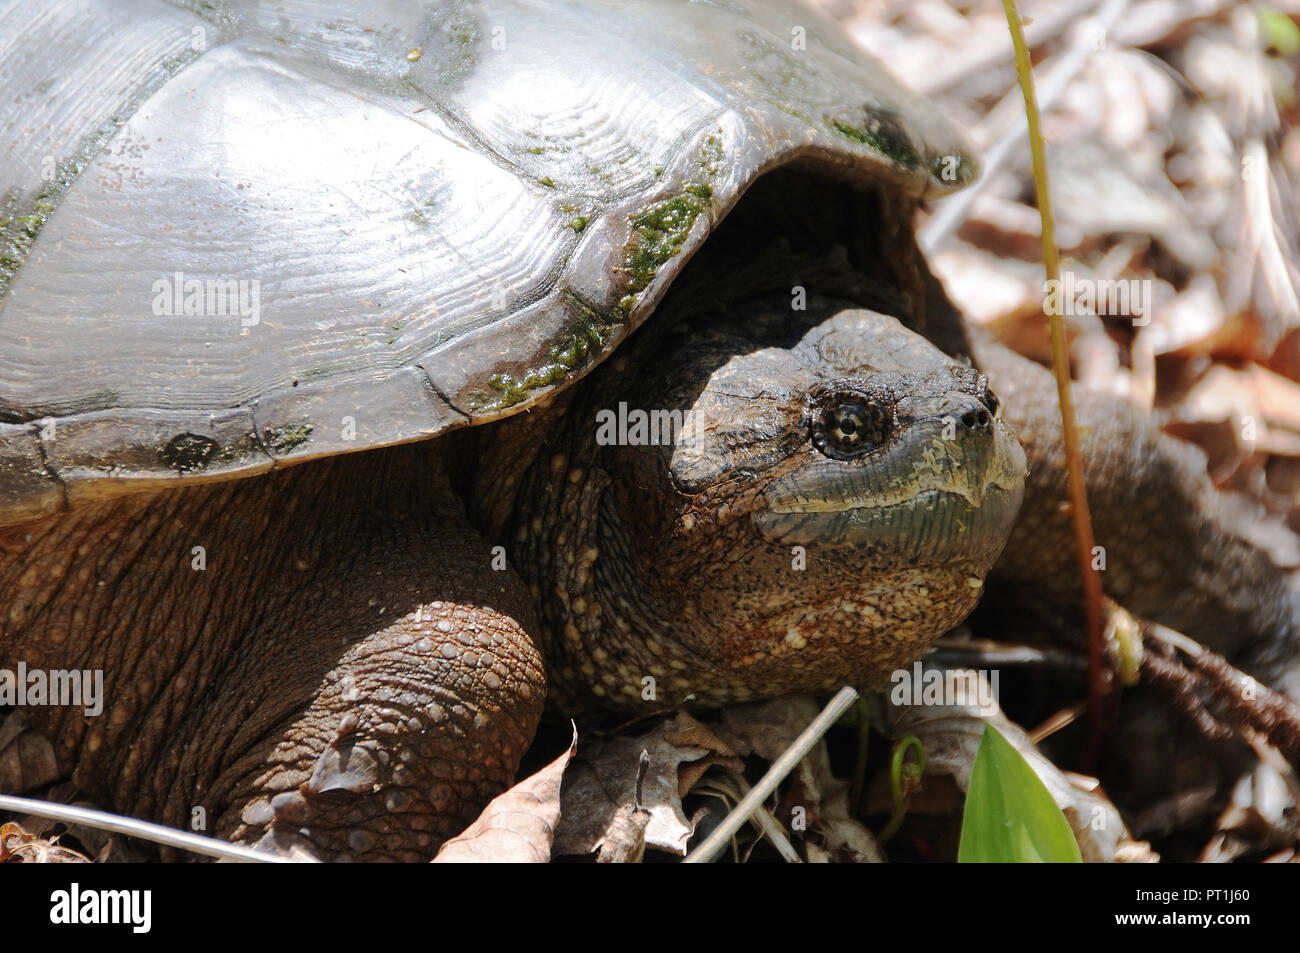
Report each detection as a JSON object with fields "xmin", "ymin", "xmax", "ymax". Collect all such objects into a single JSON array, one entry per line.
[{"xmin": 473, "ymin": 287, "xmax": 1026, "ymax": 714}]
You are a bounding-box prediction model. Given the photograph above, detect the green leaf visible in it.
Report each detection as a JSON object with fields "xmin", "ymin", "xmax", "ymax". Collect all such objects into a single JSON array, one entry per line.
[{"xmin": 957, "ymin": 724, "xmax": 1082, "ymax": 863}]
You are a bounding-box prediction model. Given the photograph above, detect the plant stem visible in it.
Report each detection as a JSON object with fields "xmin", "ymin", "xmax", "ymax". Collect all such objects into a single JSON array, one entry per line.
[{"xmin": 1000, "ymin": 0, "xmax": 1108, "ymax": 768}]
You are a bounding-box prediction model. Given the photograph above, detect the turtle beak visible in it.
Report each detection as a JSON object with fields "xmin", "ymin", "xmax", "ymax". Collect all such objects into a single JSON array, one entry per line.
[{"xmin": 754, "ymin": 389, "xmax": 1027, "ymax": 565}]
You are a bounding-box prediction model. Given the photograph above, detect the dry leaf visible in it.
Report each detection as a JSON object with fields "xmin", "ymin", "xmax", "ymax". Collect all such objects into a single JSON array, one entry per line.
[
  {"xmin": 0, "ymin": 822, "xmax": 90, "ymax": 863},
  {"xmin": 713, "ymin": 695, "xmax": 823, "ymax": 761},
  {"xmin": 432, "ymin": 730, "xmax": 575, "ymax": 863},
  {"xmin": 1199, "ymin": 761, "xmax": 1300, "ymax": 862},
  {"xmin": 553, "ymin": 712, "xmax": 740, "ymax": 857},
  {"xmin": 1048, "ymin": 142, "xmax": 1217, "ymax": 268}
]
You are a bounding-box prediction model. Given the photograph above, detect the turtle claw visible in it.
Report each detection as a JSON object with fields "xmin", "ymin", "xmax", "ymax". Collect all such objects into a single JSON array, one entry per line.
[{"xmin": 303, "ymin": 740, "xmax": 385, "ymax": 796}]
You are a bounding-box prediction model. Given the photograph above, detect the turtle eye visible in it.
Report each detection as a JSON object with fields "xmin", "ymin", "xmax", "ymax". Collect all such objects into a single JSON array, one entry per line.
[
  {"xmin": 812, "ymin": 397, "xmax": 892, "ymax": 459},
  {"xmin": 981, "ymin": 387, "xmax": 1000, "ymax": 418}
]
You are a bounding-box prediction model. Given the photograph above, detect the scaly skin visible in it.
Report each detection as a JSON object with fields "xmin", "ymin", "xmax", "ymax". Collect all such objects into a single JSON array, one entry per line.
[
  {"xmin": 1, "ymin": 446, "xmax": 544, "ymax": 860},
  {"xmin": 489, "ymin": 298, "xmax": 1024, "ymax": 712}
]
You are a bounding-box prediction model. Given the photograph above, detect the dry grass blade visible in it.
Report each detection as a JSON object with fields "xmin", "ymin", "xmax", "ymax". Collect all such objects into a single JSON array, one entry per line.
[
  {"xmin": 1000, "ymin": 0, "xmax": 1109, "ymax": 768},
  {"xmin": 728, "ymin": 774, "xmax": 803, "ymax": 863},
  {"xmin": 683, "ymin": 686, "xmax": 858, "ymax": 863}
]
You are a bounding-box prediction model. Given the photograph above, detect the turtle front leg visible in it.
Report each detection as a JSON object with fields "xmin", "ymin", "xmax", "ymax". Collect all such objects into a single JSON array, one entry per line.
[
  {"xmin": 204, "ymin": 492, "xmax": 546, "ymax": 862},
  {"xmin": 3, "ymin": 442, "xmax": 544, "ymax": 861},
  {"xmin": 214, "ymin": 594, "xmax": 545, "ymax": 862}
]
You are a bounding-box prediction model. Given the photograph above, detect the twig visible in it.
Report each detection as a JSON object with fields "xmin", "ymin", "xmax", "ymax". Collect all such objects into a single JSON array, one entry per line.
[
  {"xmin": 729, "ymin": 775, "xmax": 803, "ymax": 863},
  {"xmin": 1028, "ymin": 702, "xmax": 1088, "ymax": 744},
  {"xmin": 1142, "ymin": 626, "xmax": 1300, "ymax": 766},
  {"xmin": 683, "ymin": 686, "xmax": 858, "ymax": 863},
  {"xmin": 0, "ymin": 793, "xmax": 296, "ymax": 863},
  {"xmin": 928, "ymin": 640, "xmax": 1088, "ymax": 671}
]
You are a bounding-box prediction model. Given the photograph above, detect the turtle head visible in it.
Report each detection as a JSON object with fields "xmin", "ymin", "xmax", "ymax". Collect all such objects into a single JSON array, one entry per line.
[
  {"xmin": 666, "ymin": 309, "xmax": 1025, "ymax": 565},
  {"xmin": 514, "ymin": 305, "xmax": 1026, "ymax": 710}
]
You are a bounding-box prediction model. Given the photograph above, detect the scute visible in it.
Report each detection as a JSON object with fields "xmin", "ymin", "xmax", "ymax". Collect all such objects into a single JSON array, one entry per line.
[{"xmin": 0, "ymin": 0, "xmax": 975, "ymax": 526}]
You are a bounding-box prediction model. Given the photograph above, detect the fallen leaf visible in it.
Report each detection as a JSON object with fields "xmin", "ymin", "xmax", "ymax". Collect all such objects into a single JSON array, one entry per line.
[
  {"xmin": 432, "ymin": 730, "xmax": 575, "ymax": 863},
  {"xmin": 553, "ymin": 713, "xmax": 739, "ymax": 857},
  {"xmin": 712, "ymin": 695, "xmax": 822, "ymax": 761},
  {"xmin": 0, "ymin": 822, "xmax": 90, "ymax": 864},
  {"xmin": 1199, "ymin": 760, "xmax": 1300, "ymax": 862}
]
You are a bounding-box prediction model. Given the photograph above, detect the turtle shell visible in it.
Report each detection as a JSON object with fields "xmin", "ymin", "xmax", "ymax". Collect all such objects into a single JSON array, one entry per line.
[{"xmin": 0, "ymin": 0, "xmax": 976, "ymax": 526}]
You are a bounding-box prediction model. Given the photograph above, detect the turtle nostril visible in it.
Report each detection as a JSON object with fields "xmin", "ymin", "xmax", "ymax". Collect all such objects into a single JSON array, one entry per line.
[{"xmin": 961, "ymin": 409, "xmax": 991, "ymax": 431}]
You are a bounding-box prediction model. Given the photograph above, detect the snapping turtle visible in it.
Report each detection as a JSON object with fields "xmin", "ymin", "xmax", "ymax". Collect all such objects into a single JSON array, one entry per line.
[{"xmin": 0, "ymin": 0, "xmax": 1294, "ymax": 860}]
